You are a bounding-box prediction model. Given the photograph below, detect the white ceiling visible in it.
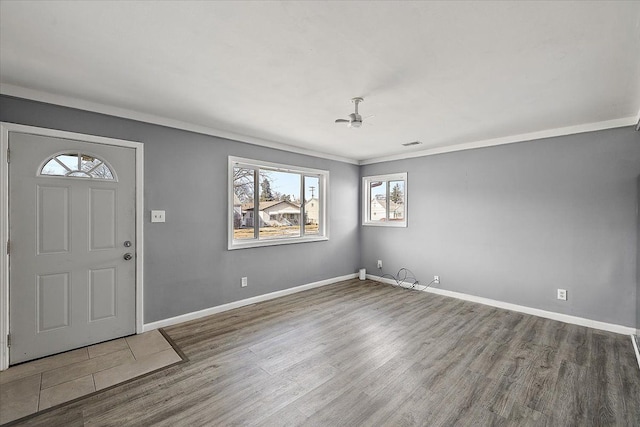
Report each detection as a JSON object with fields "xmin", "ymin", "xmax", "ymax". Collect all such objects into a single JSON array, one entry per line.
[{"xmin": 1, "ymin": 1, "xmax": 639, "ymax": 164}]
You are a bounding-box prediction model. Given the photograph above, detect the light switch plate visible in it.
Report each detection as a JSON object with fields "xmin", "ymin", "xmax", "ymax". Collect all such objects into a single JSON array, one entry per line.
[{"xmin": 151, "ymin": 210, "xmax": 166, "ymax": 223}]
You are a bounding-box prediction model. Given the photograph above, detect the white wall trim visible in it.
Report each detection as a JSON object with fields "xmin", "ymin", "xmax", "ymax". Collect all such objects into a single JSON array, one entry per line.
[
  {"xmin": 0, "ymin": 123, "xmax": 144, "ymax": 370},
  {"xmin": 134, "ymin": 139, "xmax": 145, "ymax": 334},
  {"xmin": 143, "ymin": 273, "xmax": 357, "ymax": 332},
  {"xmin": 3, "ymin": 84, "xmax": 636, "ymax": 167},
  {"xmin": 0, "ymin": 84, "xmax": 358, "ymax": 165},
  {"xmin": 0, "ymin": 125, "xmax": 9, "ymax": 371},
  {"xmin": 366, "ymin": 274, "xmax": 424, "ymax": 289},
  {"xmin": 366, "ymin": 275, "xmax": 636, "ymax": 335},
  {"xmin": 632, "ymin": 335, "xmax": 640, "ymax": 371},
  {"xmin": 359, "ymin": 116, "xmax": 638, "ymax": 165}
]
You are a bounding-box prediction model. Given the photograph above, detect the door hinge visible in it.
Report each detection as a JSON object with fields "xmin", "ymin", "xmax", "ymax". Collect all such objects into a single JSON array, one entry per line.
[
  {"xmin": 7, "ymin": 334, "xmax": 10, "ymax": 348},
  {"xmin": 6, "ymin": 148, "xmax": 9, "ymax": 164},
  {"xmin": 6, "ymin": 240, "xmax": 9, "ymax": 255}
]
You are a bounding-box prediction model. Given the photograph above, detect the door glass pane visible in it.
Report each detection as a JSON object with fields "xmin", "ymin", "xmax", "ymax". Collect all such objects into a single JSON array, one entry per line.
[
  {"xmin": 304, "ymin": 176, "xmax": 320, "ymax": 235},
  {"xmin": 233, "ymin": 167, "xmax": 255, "ymax": 240},
  {"xmin": 57, "ymin": 154, "xmax": 79, "ymax": 170},
  {"xmin": 259, "ymin": 170, "xmax": 301, "ymax": 239},
  {"xmin": 368, "ymin": 180, "xmax": 386, "ymax": 222},
  {"xmin": 388, "ymin": 180, "xmax": 405, "ymax": 221},
  {"xmin": 42, "ymin": 158, "xmax": 69, "ymax": 176},
  {"xmin": 80, "ymin": 154, "xmax": 102, "ymax": 171},
  {"xmin": 40, "ymin": 153, "xmax": 115, "ymax": 180},
  {"xmin": 90, "ymin": 163, "xmax": 114, "ymax": 180}
]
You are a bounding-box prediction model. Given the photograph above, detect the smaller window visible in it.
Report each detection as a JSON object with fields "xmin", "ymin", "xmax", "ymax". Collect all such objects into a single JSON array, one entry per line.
[
  {"xmin": 40, "ymin": 152, "xmax": 115, "ymax": 180},
  {"xmin": 362, "ymin": 173, "xmax": 407, "ymax": 227}
]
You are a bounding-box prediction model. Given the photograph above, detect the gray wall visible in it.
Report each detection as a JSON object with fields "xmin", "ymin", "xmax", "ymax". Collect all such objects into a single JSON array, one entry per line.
[
  {"xmin": 0, "ymin": 96, "xmax": 360, "ymax": 323},
  {"xmin": 637, "ymin": 175, "xmax": 640, "ymax": 334},
  {"xmin": 2, "ymin": 95, "xmax": 638, "ymax": 328},
  {"xmin": 361, "ymin": 127, "xmax": 640, "ymax": 327}
]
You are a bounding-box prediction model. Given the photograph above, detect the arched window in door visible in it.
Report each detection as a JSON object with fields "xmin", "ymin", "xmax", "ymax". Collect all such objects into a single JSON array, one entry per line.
[{"xmin": 39, "ymin": 152, "xmax": 116, "ymax": 180}]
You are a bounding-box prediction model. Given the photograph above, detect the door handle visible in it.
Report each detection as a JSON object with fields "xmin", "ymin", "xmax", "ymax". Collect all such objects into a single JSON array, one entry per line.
[{"xmin": 123, "ymin": 253, "xmax": 133, "ymax": 261}]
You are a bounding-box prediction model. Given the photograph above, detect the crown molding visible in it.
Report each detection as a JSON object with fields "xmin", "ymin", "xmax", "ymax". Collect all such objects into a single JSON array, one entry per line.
[
  {"xmin": 2, "ymin": 84, "xmax": 636, "ymax": 167},
  {"xmin": 359, "ymin": 116, "xmax": 638, "ymax": 165},
  {"xmin": 0, "ymin": 84, "xmax": 359, "ymax": 165}
]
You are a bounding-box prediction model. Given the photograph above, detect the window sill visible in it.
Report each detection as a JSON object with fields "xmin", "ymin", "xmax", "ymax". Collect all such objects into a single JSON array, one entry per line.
[
  {"xmin": 362, "ymin": 222, "xmax": 407, "ymax": 228},
  {"xmin": 228, "ymin": 235, "xmax": 329, "ymax": 250}
]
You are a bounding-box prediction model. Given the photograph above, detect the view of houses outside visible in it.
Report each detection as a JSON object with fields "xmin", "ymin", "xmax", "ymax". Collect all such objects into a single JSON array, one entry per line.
[
  {"xmin": 368, "ymin": 180, "xmax": 405, "ymax": 222},
  {"xmin": 233, "ymin": 167, "xmax": 320, "ymax": 240},
  {"xmin": 304, "ymin": 175, "xmax": 320, "ymax": 235}
]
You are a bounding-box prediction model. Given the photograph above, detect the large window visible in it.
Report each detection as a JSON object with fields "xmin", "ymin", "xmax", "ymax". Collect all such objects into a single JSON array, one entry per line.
[
  {"xmin": 229, "ymin": 157, "xmax": 328, "ymax": 249},
  {"xmin": 362, "ymin": 172, "xmax": 407, "ymax": 227}
]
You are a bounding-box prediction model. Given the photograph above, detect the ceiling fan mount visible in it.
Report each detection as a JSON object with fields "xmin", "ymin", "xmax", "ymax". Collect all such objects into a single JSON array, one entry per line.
[{"xmin": 335, "ymin": 97, "xmax": 368, "ymax": 128}]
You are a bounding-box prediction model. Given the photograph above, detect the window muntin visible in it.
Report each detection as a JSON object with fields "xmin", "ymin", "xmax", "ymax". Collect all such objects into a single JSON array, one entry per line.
[
  {"xmin": 304, "ymin": 175, "xmax": 320, "ymax": 235},
  {"xmin": 229, "ymin": 157, "xmax": 328, "ymax": 249},
  {"xmin": 233, "ymin": 166, "xmax": 255, "ymax": 240},
  {"xmin": 40, "ymin": 152, "xmax": 115, "ymax": 180},
  {"xmin": 363, "ymin": 173, "xmax": 407, "ymax": 227}
]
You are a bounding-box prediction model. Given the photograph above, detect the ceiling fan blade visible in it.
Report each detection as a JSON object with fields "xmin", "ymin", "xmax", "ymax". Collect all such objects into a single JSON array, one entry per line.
[
  {"xmin": 335, "ymin": 119, "xmax": 349, "ymax": 123},
  {"xmin": 363, "ymin": 115, "xmax": 375, "ymax": 120}
]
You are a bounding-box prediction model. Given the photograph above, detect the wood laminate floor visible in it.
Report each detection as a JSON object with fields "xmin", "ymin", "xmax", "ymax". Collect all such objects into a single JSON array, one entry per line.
[{"xmin": 6, "ymin": 279, "xmax": 639, "ymax": 426}]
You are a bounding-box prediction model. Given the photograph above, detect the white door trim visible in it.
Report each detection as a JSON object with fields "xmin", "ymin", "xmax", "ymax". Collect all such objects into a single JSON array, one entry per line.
[{"xmin": 0, "ymin": 123, "xmax": 144, "ymax": 370}]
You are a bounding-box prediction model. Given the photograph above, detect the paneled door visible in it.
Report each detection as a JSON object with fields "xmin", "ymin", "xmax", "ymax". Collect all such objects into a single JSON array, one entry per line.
[{"xmin": 9, "ymin": 132, "xmax": 136, "ymax": 364}]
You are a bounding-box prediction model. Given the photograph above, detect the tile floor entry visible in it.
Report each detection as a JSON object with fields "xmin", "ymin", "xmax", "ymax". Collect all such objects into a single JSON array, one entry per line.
[{"xmin": 0, "ymin": 329, "xmax": 184, "ymax": 425}]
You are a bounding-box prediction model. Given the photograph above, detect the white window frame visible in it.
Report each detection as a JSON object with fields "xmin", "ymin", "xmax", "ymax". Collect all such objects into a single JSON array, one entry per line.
[
  {"xmin": 228, "ymin": 156, "xmax": 329, "ymax": 250},
  {"xmin": 362, "ymin": 172, "xmax": 408, "ymax": 227}
]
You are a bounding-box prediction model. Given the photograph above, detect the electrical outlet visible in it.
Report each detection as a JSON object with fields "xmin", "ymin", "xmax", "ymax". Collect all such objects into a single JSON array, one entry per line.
[
  {"xmin": 150, "ymin": 210, "xmax": 166, "ymax": 223},
  {"xmin": 434, "ymin": 275, "xmax": 440, "ymax": 284},
  {"xmin": 377, "ymin": 260, "xmax": 383, "ymax": 269},
  {"xmin": 241, "ymin": 277, "xmax": 248, "ymax": 287},
  {"xmin": 557, "ymin": 289, "xmax": 567, "ymax": 301}
]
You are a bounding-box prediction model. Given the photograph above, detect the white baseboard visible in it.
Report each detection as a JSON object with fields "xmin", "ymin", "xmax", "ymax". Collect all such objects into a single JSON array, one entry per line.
[
  {"xmin": 366, "ymin": 274, "xmax": 428, "ymax": 290},
  {"xmin": 142, "ymin": 273, "xmax": 358, "ymax": 332},
  {"xmin": 366, "ymin": 275, "xmax": 636, "ymax": 336},
  {"xmin": 632, "ymin": 335, "xmax": 640, "ymax": 370}
]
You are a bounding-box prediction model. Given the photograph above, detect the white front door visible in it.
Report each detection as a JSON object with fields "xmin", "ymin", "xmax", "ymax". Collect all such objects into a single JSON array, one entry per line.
[{"xmin": 9, "ymin": 132, "xmax": 136, "ymax": 364}]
